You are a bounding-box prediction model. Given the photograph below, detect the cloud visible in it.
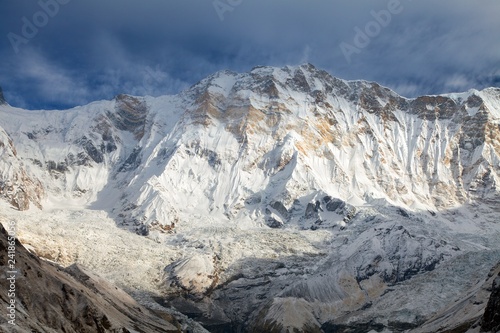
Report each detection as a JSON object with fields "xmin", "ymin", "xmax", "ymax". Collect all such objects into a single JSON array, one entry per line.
[
  {"xmin": 0, "ymin": 0, "xmax": 499, "ymax": 108},
  {"xmin": 2, "ymin": 51, "xmax": 89, "ymax": 109}
]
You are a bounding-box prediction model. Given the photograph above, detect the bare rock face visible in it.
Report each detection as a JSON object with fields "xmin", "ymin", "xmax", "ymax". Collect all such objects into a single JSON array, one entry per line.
[
  {"xmin": 107, "ymin": 94, "xmax": 148, "ymax": 140},
  {"xmin": 0, "ymin": 223, "xmax": 181, "ymax": 332},
  {"xmin": 482, "ymin": 268, "xmax": 500, "ymax": 332}
]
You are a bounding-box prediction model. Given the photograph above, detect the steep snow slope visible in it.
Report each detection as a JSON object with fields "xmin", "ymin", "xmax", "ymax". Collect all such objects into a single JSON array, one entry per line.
[{"xmin": 0, "ymin": 64, "xmax": 499, "ymax": 331}]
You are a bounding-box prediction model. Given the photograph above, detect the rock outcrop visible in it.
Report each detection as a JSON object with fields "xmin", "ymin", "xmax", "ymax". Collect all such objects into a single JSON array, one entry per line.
[
  {"xmin": 0, "ymin": 86, "xmax": 6, "ymax": 105},
  {"xmin": 482, "ymin": 266, "xmax": 500, "ymax": 332}
]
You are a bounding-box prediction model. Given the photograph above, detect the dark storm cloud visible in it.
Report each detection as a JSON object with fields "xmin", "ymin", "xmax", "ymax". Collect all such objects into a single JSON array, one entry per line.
[{"xmin": 0, "ymin": 0, "xmax": 499, "ymax": 109}]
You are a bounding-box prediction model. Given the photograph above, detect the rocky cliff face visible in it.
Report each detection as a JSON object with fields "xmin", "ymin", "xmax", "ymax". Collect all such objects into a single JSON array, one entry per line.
[
  {"xmin": 117, "ymin": 66, "xmax": 500, "ymax": 232},
  {"xmin": 482, "ymin": 266, "xmax": 500, "ymax": 332}
]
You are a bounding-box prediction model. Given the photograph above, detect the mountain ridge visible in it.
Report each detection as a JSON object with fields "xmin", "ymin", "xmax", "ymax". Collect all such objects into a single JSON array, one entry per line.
[{"xmin": 0, "ymin": 64, "xmax": 499, "ymax": 231}]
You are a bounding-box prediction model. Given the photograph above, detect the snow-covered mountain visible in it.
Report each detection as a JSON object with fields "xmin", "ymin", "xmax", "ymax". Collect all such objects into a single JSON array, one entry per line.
[
  {"xmin": 2, "ymin": 64, "xmax": 499, "ymax": 230},
  {"xmin": 1, "ymin": 64, "xmax": 499, "ymax": 332}
]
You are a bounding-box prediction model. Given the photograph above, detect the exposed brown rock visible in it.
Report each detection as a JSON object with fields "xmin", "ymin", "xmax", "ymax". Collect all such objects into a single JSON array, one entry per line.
[{"xmin": 107, "ymin": 95, "xmax": 148, "ymax": 140}]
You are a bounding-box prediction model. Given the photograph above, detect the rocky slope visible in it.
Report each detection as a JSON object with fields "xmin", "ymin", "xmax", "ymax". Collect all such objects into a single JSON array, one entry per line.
[
  {"xmin": 406, "ymin": 262, "xmax": 500, "ymax": 333},
  {"xmin": 0, "ymin": 64, "xmax": 499, "ymax": 332},
  {"xmin": 0, "ymin": 223, "xmax": 190, "ymax": 332}
]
